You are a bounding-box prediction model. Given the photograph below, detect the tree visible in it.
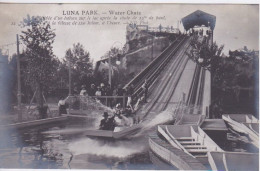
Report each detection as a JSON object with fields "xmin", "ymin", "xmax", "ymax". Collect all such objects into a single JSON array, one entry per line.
[
  {"xmin": 20, "ymin": 15, "xmax": 58, "ymax": 117},
  {"xmin": 64, "ymin": 43, "xmax": 93, "ymax": 91},
  {"xmin": 101, "ymin": 46, "xmax": 121, "ymax": 60}
]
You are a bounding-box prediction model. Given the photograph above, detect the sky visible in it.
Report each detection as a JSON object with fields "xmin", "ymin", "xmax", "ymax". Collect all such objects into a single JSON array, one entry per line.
[{"xmin": 0, "ymin": 4, "xmax": 259, "ymax": 62}]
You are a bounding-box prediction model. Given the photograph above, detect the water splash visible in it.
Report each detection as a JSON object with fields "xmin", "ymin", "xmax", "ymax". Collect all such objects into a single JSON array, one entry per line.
[
  {"xmin": 132, "ymin": 110, "xmax": 175, "ymax": 137},
  {"xmin": 76, "ymin": 96, "xmax": 115, "ymax": 114},
  {"xmin": 68, "ymin": 138, "xmax": 146, "ymax": 158},
  {"xmin": 76, "ymin": 96, "xmax": 117, "ymax": 128},
  {"xmin": 142, "ymin": 110, "xmax": 175, "ymax": 129}
]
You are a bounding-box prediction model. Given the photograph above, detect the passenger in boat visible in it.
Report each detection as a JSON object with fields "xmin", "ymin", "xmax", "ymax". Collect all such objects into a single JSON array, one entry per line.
[
  {"xmin": 115, "ymin": 103, "xmax": 122, "ymax": 116},
  {"xmin": 125, "ymin": 105, "xmax": 134, "ymax": 117},
  {"xmin": 107, "ymin": 114, "xmax": 117, "ymax": 131},
  {"xmin": 99, "ymin": 112, "xmax": 109, "ymax": 130}
]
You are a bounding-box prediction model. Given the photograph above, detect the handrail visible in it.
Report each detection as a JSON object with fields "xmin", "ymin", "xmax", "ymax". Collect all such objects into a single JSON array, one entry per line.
[
  {"xmin": 124, "ymin": 34, "xmax": 185, "ymax": 90},
  {"xmin": 132, "ymin": 36, "xmax": 188, "ymax": 100},
  {"xmin": 66, "ymin": 94, "xmax": 127, "ymax": 110}
]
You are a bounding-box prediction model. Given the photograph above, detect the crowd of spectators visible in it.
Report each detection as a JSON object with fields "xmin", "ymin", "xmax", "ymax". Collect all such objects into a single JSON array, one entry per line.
[{"xmin": 76, "ymin": 82, "xmax": 136, "ymax": 112}]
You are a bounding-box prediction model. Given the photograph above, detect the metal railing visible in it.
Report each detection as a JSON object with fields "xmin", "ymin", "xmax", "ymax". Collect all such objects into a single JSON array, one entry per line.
[
  {"xmin": 66, "ymin": 95, "xmax": 127, "ymax": 112},
  {"xmin": 124, "ymin": 34, "xmax": 188, "ymax": 103}
]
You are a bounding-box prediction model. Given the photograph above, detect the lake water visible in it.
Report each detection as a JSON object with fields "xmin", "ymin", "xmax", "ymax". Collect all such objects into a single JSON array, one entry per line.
[
  {"xmin": 0, "ymin": 117, "xmax": 172, "ymax": 169},
  {"xmin": 0, "ymin": 111, "xmax": 257, "ymax": 170}
]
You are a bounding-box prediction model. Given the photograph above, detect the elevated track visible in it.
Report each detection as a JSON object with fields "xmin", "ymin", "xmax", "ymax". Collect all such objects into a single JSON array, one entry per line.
[{"xmin": 125, "ymin": 33, "xmax": 212, "ymax": 121}]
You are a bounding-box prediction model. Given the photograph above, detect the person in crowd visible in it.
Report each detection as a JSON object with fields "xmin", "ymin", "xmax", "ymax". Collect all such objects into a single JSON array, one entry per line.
[
  {"xmin": 106, "ymin": 84, "xmax": 113, "ymax": 107},
  {"xmin": 116, "ymin": 84, "xmax": 124, "ymax": 96},
  {"xmin": 99, "ymin": 112, "xmax": 109, "ymax": 130},
  {"xmin": 129, "ymin": 84, "xmax": 134, "ymax": 94},
  {"xmin": 58, "ymin": 96, "xmax": 69, "ymax": 116},
  {"xmin": 100, "ymin": 83, "xmax": 106, "ymax": 96},
  {"xmin": 95, "ymin": 86, "xmax": 102, "ymax": 103},
  {"xmin": 88, "ymin": 84, "xmax": 96, "ymax": 96},
  {"xmin": 73, "ymin": 87, "xmax": 78, "ymax": 95},
  {"xmin": 95, "ymin": 86, "xmax": 102, "ymax": 96},
  {"xmin": 80, "ymin": 85, "xmax": 87, "ymax": 96},
  {"xmin": 142, "ymin": 79, "xmax": 148, "ymax": 103},
  {"xmin": 125, "ymin": 85, "xmax": 134, "ymax": 111},
  {"xmin": 112, "ymin": 86, "xmax": 117, "ymax": 107},
  {"xmin": 99, "ymin": 83, "xmax": 107, "ymax": 104},
  {"xmin": 116, "ymin": 84, "xmax": 125, "ymax": 105}
]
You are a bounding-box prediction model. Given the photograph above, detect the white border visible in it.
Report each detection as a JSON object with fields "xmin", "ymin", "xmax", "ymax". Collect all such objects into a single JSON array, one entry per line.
[{"xmin": 0, "ymin": 0, "xmax": 259, "ymax": 4}]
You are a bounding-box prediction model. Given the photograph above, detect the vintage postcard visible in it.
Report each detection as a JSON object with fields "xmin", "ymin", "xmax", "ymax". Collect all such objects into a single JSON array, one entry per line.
[{"xmin": 0, "ymin": 3, "xmax": 259, "ymax": 170}]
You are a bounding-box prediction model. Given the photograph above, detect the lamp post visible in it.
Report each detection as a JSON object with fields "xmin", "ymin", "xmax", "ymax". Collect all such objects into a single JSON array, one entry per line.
[
  {"xmin": 68, "ymin": 56, "xmax": 71, "ymax": 96},
  {"xmin": 151, "ymin": 32, "xmax": 157, "ymax": 59},
  {"xmin": 16, "ymin": 34, "xmax": 22, "ymax": 121},
  {"xmin": 108, "ymin": 51, "xmax": 112, "ymax": 86},
  {"xmin": 109, "ymin": 41, "xmax": 123, "ymax": 86}
]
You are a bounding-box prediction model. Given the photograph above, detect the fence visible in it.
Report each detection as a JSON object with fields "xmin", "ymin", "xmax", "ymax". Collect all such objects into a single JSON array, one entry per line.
[{"xmin": 66, "ymin": 95, "xmax": 127, "ymax": 112}]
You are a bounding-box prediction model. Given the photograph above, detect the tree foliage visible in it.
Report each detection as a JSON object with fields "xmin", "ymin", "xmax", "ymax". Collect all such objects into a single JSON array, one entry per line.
[
  {"xmin": 63, "ymin": 43, "xmax": 94, "ymax": 91},
  {"xmin": 211, "ymin": 48, "xmax": 258, "ymax": 118},
  {"xmin": 20, "ymin": 15, "xmax": 58, "ymax": 107},
  {"xmin": 188, "ymin": 35, "xmax": 258, "ymax": 118}
]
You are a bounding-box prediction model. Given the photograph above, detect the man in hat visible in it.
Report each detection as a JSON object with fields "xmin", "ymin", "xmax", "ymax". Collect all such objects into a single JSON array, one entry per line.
[{"xmin": 99, "ymin": 112, "xmax": 109, "ymax": 130}]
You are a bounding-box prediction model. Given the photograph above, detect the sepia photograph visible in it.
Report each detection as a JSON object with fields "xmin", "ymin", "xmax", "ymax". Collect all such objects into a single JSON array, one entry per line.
[{"xmin": 0, "ymin": 2, "xmax": 259, "ymax": 170}]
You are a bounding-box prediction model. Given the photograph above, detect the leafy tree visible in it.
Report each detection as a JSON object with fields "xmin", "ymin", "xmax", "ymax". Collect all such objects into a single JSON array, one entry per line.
[
  {"xmin": 20, "ymin": 15, "xmax": 58, "ymax": 116},
  {"xmin": 101, "ymin": 46, "xmax": 121, "ymax": 60},
  {"xmin": 211, "ymin": 48, "xmax": 258, "ymax": 117},
  {"xmin": 63, "ymin": 43, "xmax": 93, "ymax": 91}
]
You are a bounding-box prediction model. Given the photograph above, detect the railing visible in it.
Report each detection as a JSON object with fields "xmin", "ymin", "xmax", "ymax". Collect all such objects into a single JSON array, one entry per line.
[
  {"xmin": 124, "ymin": 34, "xmax": 188, "ymax": 103},
  {"xmin": 66, "ymin": 95, "xmax": 127, "ymax": 112}
]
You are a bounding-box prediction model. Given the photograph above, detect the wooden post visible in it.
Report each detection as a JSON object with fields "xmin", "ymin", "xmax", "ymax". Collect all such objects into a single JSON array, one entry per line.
[
  {"xmin": 206, "ymin": 106, "xmax": 209, "ymax": 119},
  {"xmin": 151, "ymin": 35, "xmax": 154, "ymax": 59},
  {"xmin": 182, "ymin": 93, "xmax": 186, "ymax": 104},
  {"xmin": 68, "ymin": 55, "xmax": 72, "ymax": 96},
  {"xmin": 108, "ymin": 52, "xmax": 112, "ymax": 86},
  {"xmin": 68, "ymin": 55, "xmax": 71, "ymax": 114},
  {"xmin": 123, "ymin": 94, "xmax": 125, "ymax": 110},
  {"xmin": 16, "ymin": 34, "xmax": 22, "ymax": 121}
]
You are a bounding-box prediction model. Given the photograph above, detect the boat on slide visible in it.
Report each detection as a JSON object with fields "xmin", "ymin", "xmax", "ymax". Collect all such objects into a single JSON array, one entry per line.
[
  {"xmin": 82, "ymin": 123, "xmax": 142, "ymax": 139},
  {"xmin": 43, "ymin": 114, "xmax": 143, "ymax": 139}
]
